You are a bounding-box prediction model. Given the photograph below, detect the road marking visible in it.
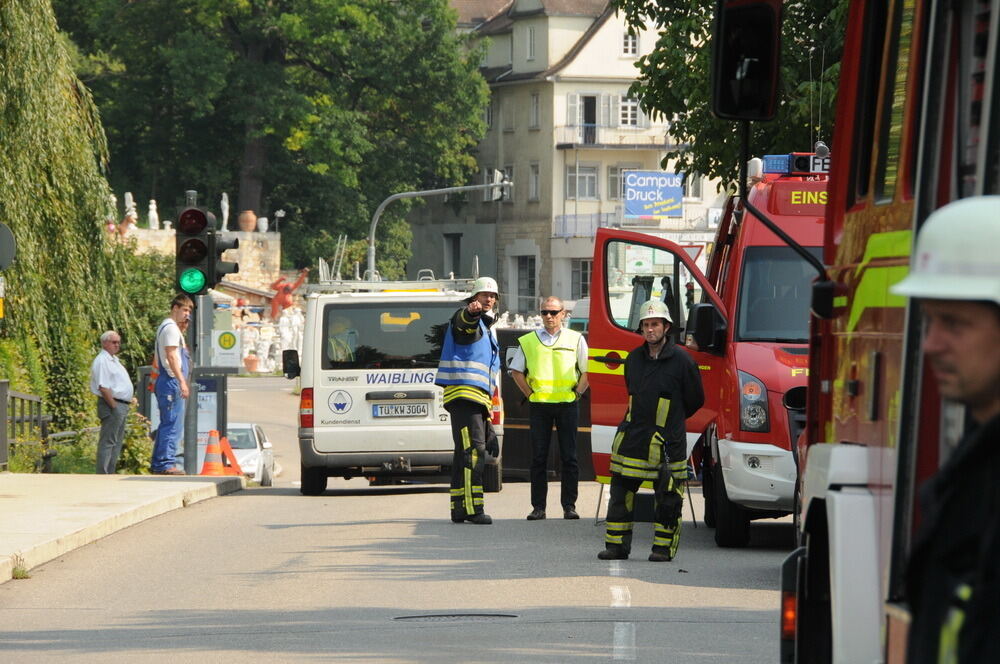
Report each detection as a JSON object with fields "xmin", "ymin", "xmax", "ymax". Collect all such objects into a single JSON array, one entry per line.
[
  {"xmin": 612, "ymin": 621, "xmax": 636, "ymax": 661},
  {"xmin": 610, "ymin": 585, "xmax": 631, "ymax": 607},
  {"xmin": 608, "ymin": 559, "xmax": 627, "ymax": 577}
]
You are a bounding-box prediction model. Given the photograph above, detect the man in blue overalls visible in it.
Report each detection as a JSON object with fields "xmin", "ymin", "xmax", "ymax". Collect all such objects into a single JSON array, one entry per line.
[{"xmin": 151, "ymin": 294, "xmax": 193, "ymax": 474}]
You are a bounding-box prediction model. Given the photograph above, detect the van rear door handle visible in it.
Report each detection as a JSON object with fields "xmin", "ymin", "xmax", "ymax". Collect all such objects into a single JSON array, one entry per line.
[{"xmin": 592, "ymin": 355, "xmax": 625, "ymax": 364}]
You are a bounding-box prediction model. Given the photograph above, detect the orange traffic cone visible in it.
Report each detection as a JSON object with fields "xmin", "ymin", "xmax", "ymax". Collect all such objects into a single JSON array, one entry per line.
[
  {"xmin": 219, "ymin": 436, "xmax": 244, "ymax": 476},
  {"xmin": 200, "ymin": 430, "xmax": 226, "ymax": 476}
]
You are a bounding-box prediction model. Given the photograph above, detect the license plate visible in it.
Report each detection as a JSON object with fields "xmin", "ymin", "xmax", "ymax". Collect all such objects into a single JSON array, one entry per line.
[{"xmin": 372, "ymin": 403, "xmax": 429, "ymax": 418}]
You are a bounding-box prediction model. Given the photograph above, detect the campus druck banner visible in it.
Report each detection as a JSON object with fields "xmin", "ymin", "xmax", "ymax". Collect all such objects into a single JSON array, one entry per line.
[{"xmin": 623, "ymin": 171, "xmax": 684, "ymax": 220}]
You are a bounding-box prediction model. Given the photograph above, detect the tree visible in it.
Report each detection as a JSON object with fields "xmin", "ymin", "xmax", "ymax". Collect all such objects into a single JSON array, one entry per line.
[
  {"xmin": 53, "ymin": 0, "xmax": 489, "ymax": 275},
  {"xmin": 1, "ymin": 0, "xmax": 172, "ymax": 427},
  {"xmin": 611, "ymin": 0, "xmax": 846, "ymax": 189}
]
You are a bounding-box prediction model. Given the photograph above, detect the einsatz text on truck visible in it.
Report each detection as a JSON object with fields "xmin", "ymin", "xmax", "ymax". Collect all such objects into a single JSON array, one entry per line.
[
  {"xmin": 586, "ymin": 151, "xmax": 828, "ymax": 548},
  {"xmin": 282, "ymin": 275, "xmax": 503, "ymax": 496}
]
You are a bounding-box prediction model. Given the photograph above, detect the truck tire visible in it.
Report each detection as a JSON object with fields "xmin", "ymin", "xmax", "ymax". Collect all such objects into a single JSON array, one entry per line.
[
  {"xmin": 484, "ymin": 458, "xmax": 503, "ymax": 493},
  {"xmin": 300, "ymin": 464, "xmax": 328, "ymax": 496},
  {"xmin": 713, "ymin": 463, "xmax": 750, "ymax": 547}
]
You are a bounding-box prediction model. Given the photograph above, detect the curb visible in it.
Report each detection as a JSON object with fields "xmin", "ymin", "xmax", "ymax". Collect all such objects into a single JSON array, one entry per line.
[{"xmin": 1, "ymin": 476, "xmax": 243, "ymax": 584}]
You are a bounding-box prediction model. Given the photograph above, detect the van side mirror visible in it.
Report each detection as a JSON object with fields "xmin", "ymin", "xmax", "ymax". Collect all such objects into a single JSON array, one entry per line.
[
  {"xmin": 687, "ymin": 303, "xmax": 727, "ymax": 353},
  {"xmin": 711, "ymin": 0, "xmax": 782, "ymax": 121},
  {"xmin": 282, "ymin": 349, "xmax": 301, "ymax": 379}
]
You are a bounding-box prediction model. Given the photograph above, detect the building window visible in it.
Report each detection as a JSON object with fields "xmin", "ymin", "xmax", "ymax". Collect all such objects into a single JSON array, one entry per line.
[
  {"xmin": 571, "ymin": 259, "xmax": 592, "ymax": 299},
  {"xmin": 517, "ymin": 255, "xmax": 536, "ymax": 312},
  {"xmin": 484, "ymin": 102, "xmax": 493, "ymax": 129},
  {"xmin": 508, "ymin": 35, "xmax": 513, "ymax": 65},
  {"xmin": 529, "ymin": 93, "xmax": 540, "ymax": 128},
  {"xmin": 502, "ymin": 165, "xmax": 513, "ymax": 202},
  {"xmin": 620, "ymin": 97, "xmax": 640, "ymax": 127},
  {"xmin": 608, "ymin": 166, "xmax": 622, "ymax": 200},
  {"xmin": 503, "ymin": 100, "xmax": 514, "ymax": 132},
  {"xmin": 566, "ymin": 166, "xmax": 598, "ymax": 200},
  {"xmin": 529, "ymin": 163, "xmax": 540, "ymax": 201},
  {"xmin": 684, "ymin": 174, "xmax": 703, "ymax": 200},
  {"xmin": 527, "ymin": 26, "xmax": 535, "ymax": 60},
  {"xmin": 443, "ymin": 233, "xmax": 462, "ymax": 277},
  {"xmin": 623, "ymin": 32, "xmax": 638, "ymax": 56},
  {"xmin": 483, "ymin": 167, "xmax": 495, "ymax": 202}
]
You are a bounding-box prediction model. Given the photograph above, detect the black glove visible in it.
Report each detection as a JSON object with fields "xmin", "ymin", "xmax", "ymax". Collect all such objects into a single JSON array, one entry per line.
[{"xmin": 485, "ymin": 424, "xmax": 500, "ymax": 459}]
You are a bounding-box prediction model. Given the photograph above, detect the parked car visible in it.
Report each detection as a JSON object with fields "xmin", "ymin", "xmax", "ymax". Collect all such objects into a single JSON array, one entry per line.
[{"xmin": 227, "ymin": 423, "xmax": 276, "ymax": 486}]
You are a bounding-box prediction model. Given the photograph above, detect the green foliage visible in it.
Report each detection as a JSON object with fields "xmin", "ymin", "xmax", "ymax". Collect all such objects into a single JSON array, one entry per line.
[
  {"xmin": 53, "ymin": 0, "xmax": 489, "ymax": 273},
  {"xmin": 0, "ymin": 1, "xmax": 172, "ymax": 428},
  {"xmin": 8, "ymin": 438, "xmax": 45, "ymax": 473},
  {"xmin": 611, "ymin": 0, "xmax": 847, "ymax": 188}
]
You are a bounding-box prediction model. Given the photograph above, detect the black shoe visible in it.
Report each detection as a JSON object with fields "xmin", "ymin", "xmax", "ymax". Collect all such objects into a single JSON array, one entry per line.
[
  {"xmin": 526, "ymin": 509, "xmax": 546, "ymax": 521},
  {"xmin": 598, "ymin": 546, "xmax": 629, "ymax": 560},
  {"xmin": 563, "ymin": 508, "xmax": 580, "ymax": 520},
  {"xmin": 648, "ymin": 551, "xmax": 673, "ymax": 562},
  {"xmin": 466, "ymin": 513, "xmax": 493, "ymax": 525},
  {"xmin": 450, "ymin": 514, "xmax": 465, "ymax": 523}
]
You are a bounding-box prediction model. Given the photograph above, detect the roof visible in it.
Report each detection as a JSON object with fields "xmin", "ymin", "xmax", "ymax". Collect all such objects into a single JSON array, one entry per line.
[
  {"xmin": 452, "ymin": 0, "xmax": 514, "ymax": 29},
  {"xmin": 511, "ymin": 0, "xmax": 607, "ymax": 18}
]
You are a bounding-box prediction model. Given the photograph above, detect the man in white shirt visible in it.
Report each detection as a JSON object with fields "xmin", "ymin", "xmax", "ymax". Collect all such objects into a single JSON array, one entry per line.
[
  {"xmin": 509, "ymin": 296, "xmax": 589, "ymax": 520},
  {"xmin": 90, "ymin": 330, "xmax": 134, "ymax": 474},
  {"xmin": 151, "ymin": 294, "xmax": 193, "ymax": 474}
]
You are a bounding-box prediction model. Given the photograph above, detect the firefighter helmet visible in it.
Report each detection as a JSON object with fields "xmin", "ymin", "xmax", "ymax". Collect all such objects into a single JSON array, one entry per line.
[
  {"xmin": 638, "ymin": 299, "xmax": 673, "ymax": 324},
  {"xmin": 891, "ymin": 196, "xmax": 1000, "ymax": 305},
  {"xmin": 471, "ymin": 276, "xmax": 499, "ymax": 297}
]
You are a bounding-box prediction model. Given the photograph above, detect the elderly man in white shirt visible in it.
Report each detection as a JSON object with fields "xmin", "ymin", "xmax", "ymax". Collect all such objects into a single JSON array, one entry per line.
[{"xmin": 89, "ymin": 330, "xmax": 134, "ymax": 474}]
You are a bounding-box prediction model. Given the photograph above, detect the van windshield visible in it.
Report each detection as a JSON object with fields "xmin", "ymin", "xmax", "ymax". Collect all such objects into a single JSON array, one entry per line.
[
  {"xmin": 736, "ymin": 246, "xmax": 822, "ymax": 342},
  {"xmin": 321, "ymin": 301, "xmax": 458, "ymax": 370}
]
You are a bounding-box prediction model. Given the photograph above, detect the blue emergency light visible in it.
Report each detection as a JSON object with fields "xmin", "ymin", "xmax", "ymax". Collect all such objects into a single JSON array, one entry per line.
[{"xmin": 761, "ymin": 152, "xmax": 828, "ymax": 175}]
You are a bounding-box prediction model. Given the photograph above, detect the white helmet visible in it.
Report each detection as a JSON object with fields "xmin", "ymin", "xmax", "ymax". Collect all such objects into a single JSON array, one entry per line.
[
  {"xmin": 638, "ymin": 299, "xmax": 672, "ymax": 324},
  {"xmin": 891, "ymin": 196, "xmax": 1000, "ymax": 305},
  {"xmin": 471, "ymin": 276, "xmax": 499, "ymax": 297}
]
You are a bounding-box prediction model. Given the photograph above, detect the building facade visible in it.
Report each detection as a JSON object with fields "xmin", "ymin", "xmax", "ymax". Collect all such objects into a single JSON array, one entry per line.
[{"xmin": 409, "ymin": 0, "xmax": 724, "ymax": 313}]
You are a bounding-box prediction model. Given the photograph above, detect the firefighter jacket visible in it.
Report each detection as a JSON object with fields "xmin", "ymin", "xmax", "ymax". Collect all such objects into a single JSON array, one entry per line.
[
  {"xmin": 435, "ymin": 307, "xmax": 500, "ymax": 410},
  {"xmin": 905, "ymin": 412, "xmax": 1000, "ymax": 664},
  {"xmin": 518, "ymin": 328, "xmax": 584, "ymax": 404},
  {"xmin": 610, "ymin": 338, "xmax": 704, "ymax": 481}
]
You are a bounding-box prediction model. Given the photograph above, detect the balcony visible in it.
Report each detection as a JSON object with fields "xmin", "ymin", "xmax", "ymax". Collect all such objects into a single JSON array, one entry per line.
[{"xmin": 555, "ymin": 125, "xmax": 671, "ymax": 150}]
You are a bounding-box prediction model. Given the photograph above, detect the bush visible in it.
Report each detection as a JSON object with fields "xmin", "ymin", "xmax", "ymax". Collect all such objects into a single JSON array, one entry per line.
[{"xmin": 8, "ymin": 438, "xmax": 45, "ymax": 473}]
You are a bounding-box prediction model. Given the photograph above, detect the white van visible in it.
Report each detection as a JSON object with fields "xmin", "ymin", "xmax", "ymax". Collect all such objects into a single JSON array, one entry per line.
[{"xmin": 283, "ymin": 277, "xmax": 503, "ymax": 495}]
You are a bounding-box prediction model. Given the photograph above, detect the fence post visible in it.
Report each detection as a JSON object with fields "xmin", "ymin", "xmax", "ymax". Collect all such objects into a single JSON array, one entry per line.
[{"xmin": 0, "ymin": 379, "xmax": 8, "ymax": 470}]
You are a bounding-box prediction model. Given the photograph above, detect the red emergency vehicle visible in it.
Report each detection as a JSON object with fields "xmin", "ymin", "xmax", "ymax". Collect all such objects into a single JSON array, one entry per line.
[
  {"xmin": 587, "ymin": 153, "xmax": 828, "ymax": 549},
  {"xmin": 729, "ymin": 0, "xmax": 1000, "ymax": 662}
]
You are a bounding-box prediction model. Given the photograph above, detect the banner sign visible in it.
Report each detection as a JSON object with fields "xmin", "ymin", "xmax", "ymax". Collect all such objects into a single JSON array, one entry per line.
[{"xmin": 623, "ymin": 171, "xmax": 684, "ymax": 220}]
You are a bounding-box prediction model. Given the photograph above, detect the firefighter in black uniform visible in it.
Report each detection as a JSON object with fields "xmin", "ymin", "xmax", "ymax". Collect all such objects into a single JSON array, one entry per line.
[
  {"xmin": 891, "ymin": 196, "xmax": 1000, "ymax": 664},
  {"xmin": 435, "ymin": 276, "xmax": 502, "ymax": 525},
  {"xmin": 599, "ymin": 299, "xmax": 704, "ymax": 562}
]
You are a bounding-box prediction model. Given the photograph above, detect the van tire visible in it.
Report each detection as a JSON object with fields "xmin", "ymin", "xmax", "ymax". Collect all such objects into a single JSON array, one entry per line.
[
  {"xmin": 300, "ymin": 464, "xmax": 328, "ymax": 495},
  {"xmin": 702, "ymin": 458, "xmax": 717, "ymax": 528},
  {"xmin": 713, "ymin": 464, "xmax": 750, "ymax": 547},
  {"xmin": 260, "ymin": 463, "xmax": 273, "ymax": 487},
  {"xmin": 484, "ymin": 459, "xmax": 503, "ymax": 493}
]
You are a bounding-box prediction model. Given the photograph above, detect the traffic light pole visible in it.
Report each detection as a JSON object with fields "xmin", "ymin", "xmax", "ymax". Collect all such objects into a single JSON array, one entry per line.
[
  {"xmin": 366, "ymin": 177, "xmax": 510, "ymax": 280},
  {"xmin": 183, "ymin": 299, "xmax": 199, "ymax": 475}
]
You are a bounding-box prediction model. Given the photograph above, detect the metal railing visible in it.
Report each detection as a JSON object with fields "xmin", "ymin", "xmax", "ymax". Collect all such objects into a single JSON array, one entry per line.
[
  {"xmin": 554, "ymin": 125, "xmax": 668, "ymax": 147},
  {"xmin": 0, "ymin": 379, "xmax": 50, "ymax": 471}
]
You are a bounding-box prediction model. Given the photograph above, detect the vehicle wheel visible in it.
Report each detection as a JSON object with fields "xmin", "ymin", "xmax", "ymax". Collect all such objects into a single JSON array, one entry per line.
[
  {"xmin": 792, "ymin": 485, "xmax": 802, "ymax": 546},
  {"xmin": 713, "ymin": 463, "xmax": 750, "ymax": 547},
  {"xmin": 260, "ymin": 462, "xmax": 273, "ymax": 487},
  {"xmin": 701, "ymin": 440, "xmax": 717, "ymax": 528},
  {"xmin": 300, "ymin": 464, "xmax": 327, "ymax": 496},
  {"xmin": 483, "ymin": 458, "xmax": 503, "ymax": 493}
]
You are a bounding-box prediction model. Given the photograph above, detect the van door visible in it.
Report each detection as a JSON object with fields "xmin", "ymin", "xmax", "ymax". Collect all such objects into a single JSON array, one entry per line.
[{"xmin": 589, "ymin": 227, "xmax": 726, "ymax": 481}]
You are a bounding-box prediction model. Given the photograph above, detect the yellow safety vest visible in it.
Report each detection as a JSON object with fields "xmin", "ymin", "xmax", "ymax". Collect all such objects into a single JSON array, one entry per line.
[{"xmin": 518, "ymin": 328, "xmax": 582, "ymax": 404}]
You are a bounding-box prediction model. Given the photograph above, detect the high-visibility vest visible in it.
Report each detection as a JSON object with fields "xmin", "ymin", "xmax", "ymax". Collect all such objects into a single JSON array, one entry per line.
[
  {"xmin": 435, "ymin": 318, "xmax": 500, "ymax": 394},
  {"xmin": 518, "ymin": 328, "xmax": 582, "ymax": 404}
]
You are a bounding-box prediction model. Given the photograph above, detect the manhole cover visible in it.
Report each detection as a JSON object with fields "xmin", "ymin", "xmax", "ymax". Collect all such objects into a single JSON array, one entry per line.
[{"xmin": 393, "ymin": 614, "xmax": 517, "ymax": 622}]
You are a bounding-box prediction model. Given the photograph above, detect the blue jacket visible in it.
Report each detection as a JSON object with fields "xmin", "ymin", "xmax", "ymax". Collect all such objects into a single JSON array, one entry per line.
[{"xmin": 435, "ymin": 307, "xmax": 500, "ymax": 394}]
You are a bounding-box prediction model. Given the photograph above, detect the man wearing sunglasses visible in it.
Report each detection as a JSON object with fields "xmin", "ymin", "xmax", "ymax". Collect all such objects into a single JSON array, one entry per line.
[{"xmin": 510, "ymin": 297, "xmax": 589, "ymax": 521}]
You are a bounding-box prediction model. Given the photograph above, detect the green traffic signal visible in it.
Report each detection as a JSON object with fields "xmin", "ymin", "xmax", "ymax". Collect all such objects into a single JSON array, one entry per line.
[{"xmin": 178, "ymin": 266, "xmax": 207, "ymax": 294}]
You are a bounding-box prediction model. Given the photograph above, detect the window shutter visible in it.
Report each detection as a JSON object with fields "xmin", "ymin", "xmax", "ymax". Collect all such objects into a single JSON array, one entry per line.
[
  {"xmin": 601, "ymin": 94, "xmax": 612, "ymax": 127},
  {"xmin": 611, "ymin": 95, "xmax": 621, "ymax": 127},
  {"xmin": 567, "ymin": 94, "xmax": 579, "ymax": 126}
]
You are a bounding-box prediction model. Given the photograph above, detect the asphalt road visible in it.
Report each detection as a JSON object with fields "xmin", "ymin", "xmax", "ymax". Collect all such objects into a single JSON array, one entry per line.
[{"xmin": 0, "ymin": 376, "xmax": 794, "ymax": 663}]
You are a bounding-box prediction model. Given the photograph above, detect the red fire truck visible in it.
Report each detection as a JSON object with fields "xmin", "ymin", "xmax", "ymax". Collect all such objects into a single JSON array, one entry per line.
[
  {"xmin": 587, "ymin": 153, "xmax": 827, "ymax": 549},
  {"xmin": 720, "ymin": 0, "xmax": 1000, "ymax": 662}
]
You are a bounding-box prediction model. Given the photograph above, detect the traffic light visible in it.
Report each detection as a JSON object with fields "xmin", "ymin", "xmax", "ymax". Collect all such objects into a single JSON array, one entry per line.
[
  {"xmin": 175, "ymin": 207, "xmax": 214, "ymax": 295},
  {"xmin": 208, "ymin": 231, "xmax": 239, "ymax": 287}
]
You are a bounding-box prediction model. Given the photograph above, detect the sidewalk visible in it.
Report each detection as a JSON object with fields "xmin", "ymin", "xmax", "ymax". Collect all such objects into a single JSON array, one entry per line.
[{"xmin": 0, "ymin": 473, "xmax": 243, "ymax": 583}]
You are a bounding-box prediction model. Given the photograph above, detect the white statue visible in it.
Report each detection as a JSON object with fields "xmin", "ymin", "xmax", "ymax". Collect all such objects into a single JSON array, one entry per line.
[
  {"xmin": 123, "ymin": 192, "xmax": 136, "ymax": 218},
  {"xmin": 147, "ymin": 199, "xmax": 160, "ymax": 230},
  {"xmin": 220, "ymin": 192, "xmax": 230, "ymax": 231}
]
